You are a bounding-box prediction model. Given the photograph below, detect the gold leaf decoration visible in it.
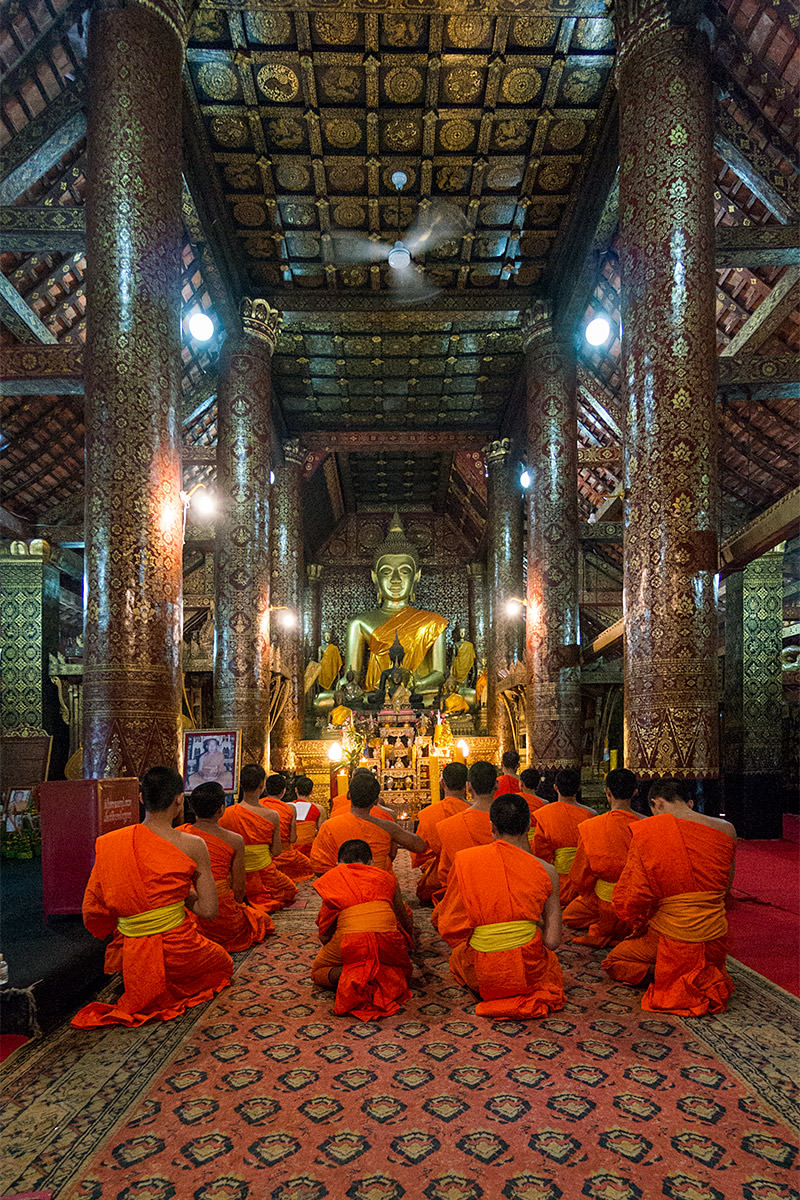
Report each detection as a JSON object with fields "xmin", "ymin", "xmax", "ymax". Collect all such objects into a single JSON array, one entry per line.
[
  {"xmin": 384, "ymin": 66, "xmax": 424, "ymax": 103},
  {"xmin": 501, "ymin": 68, "xmax": 542, "ymax": 104},
  {"xmin": 446, "ymin": 15, "xmax": 490, "ymax": 47},
  {"xmin": 197, "ymin": 63, "xmax": 239, "ymax": 101},
  {"xmin": 210, "ymin": 115, "xmax": 249, "ymax": 147},
  {"xmin": 440, "ymin": 119, "xmax": 476, "ymax": 152},
  {"xmin": 313, "ymin": 13, "xmax": 359, "ymax": 44},
  {"xmin": 257, "ymin": 64, "xmax": 300, "ymax": 102}
]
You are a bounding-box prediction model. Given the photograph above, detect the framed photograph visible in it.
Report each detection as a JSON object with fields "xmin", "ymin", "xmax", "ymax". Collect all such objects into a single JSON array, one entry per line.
[
  {"xmin": 183, "ymin": 729, "xmax": 240, "ymax": 798},
  {"xmin": 4, "ymin": 788, "xmax": 35, "ymax": 833}
]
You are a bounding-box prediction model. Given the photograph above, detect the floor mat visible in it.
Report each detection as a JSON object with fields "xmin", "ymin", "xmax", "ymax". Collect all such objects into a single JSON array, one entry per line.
[{"xmin": 2, "ymin": 859, "xmax": 798, "ymax": 1200}]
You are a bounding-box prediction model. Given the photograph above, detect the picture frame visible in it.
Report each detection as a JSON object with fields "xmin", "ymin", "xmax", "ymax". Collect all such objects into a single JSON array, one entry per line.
[
  {"xmin": 4, "ymin": 788, "xmax": 35, "ymax": 833},
  {"xmin": 183, "ymin": 729, "xmax": 240, "ymax": 798}
]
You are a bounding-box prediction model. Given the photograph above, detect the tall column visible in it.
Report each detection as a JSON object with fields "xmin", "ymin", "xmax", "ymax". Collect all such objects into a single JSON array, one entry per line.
[
  {"xmin": 723, "ymin": 553, "xmax": 784, "ymax": 837},
  {"xmin": 485, "ymin": 438, "xmax": 523, "ymax": 754},
  {"xmin": 1, "ymin": 540, "xmax": 60, "ymax": 737},
  {"xmin": 214, "ymin": 299, "xmax": 281, "ymax": 768},
  {"xmin": 616, "ymin": 0, "xmax": 719, "ymax": 789},
  {"xmin": 466, "ymin": 562, "xmax": 486, "ymax": 662},
  {"xmin": 523, "ymin": 303, "xmax": 581, "ymax": 773},
  {"xmin": 270, "ymin": 438, "xmax": 305, "ymax": 770},
  {"xmin": 82, "ymin": 0, "xmax": 186, "ymax": 778},
  {"xmin": 305, "ymin": 564, "xmax": 323, "ymax": 659}
]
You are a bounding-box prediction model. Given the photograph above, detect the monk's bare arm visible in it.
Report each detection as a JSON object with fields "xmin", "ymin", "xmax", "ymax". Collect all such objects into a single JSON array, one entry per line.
[
  {"xmin": 229, "ymin": 831, "xmax": 246, "ymax": 902},
  {"xmin": 392, "ymin": 881, "xmax": 414, "ymax": 941},
  {"xmin": 363, "ymin": 813, "xmax": 426, "ymax": 854},
  {"xmin": 263, "ymin": 808, "xmax": 282, "ymax": 856},
  {"xmin": 289, "ymin": 808, "xmax": 297, "ymax": 845},
  {"xmin": 180, "ymin": 835, "xmax": 219, "ymax": 920},
  {"xmin": 540, "ymin": 862, "xmax": 562, "ymax": 950}
]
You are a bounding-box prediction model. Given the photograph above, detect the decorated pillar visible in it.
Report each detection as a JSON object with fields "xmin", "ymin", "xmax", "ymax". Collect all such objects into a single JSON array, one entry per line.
[
  {"xmin": 485, "ymin": 438, "xmax": 523, "ymax": 753},
  {"xmin": 270, "ymin": 438, "xmax": 305, "ymax": 770},
  {"xmin": 523, "ymin": 303, "xmax": 581, "ymax": 773},
  {"xmin": 466, "ymin": 562, "xmax": 486, "ymax": 662},
  {"xmin": 616, "ymin": 0, "xmax": 719, "ymax": 789},
  {"xmin": 723, "ymin": 553, "xmax": 784, "ymax": 837},
  {"xmin": 214, "ymin": 299, "xmax": 281, "ymax": 768},
  {"xmin": 82, "ymin": 0, "xmax": 186, "ymax": 777},
  {"xmin": 305, "ymin": 564, "xmax": 323, "ymax": 664},
  {"xmin": 0, "ymin": 540, "xmax": 60, "ymax": 738}
]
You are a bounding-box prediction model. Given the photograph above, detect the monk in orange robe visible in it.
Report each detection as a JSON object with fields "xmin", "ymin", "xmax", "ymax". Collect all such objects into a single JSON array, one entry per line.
[
  {"xmin": 437, "ymin": 792, "xmax": 564, "ymax": 1018},
  {"xmin": 532, "ymin": 767, "xmax": 595, "ymax": 906},
  {"xmin": 260, "ymin": 773, "xmax": 314, "ymax": 880},
  {"xmin": 294, "ymin": 775, "xmax": 323, "ymax": 856},
  {"xmin": 496, "ymin": 773, "xmax": 546, "ymax": 826},
  {"xmin": 330, "ymin": 787, "xmax": 395, "ymax": 821},
  {"xmin": 603, "ymin": 778, "xmax": 737, "ymax": 1015},
  {"xmin": 412, "ymin": 760, "xmax": 468, "ymax": 903},
  {"xmin": 520, "ymin": 767, "xmax": 548, "ymax": 814},
  {"xmin": 180, "ymin": 781, "xmax": 272, "ymax": 950},
  {"xmin": 563, "ymin": 768, "xmax": 643, "ymax": 947},
  {"xmin": 72, "ymin": 767, "xmax": 232, "ymax": 1029},
  {"xmin": 312, "ymin": 838, "xmax": 414, "ymax": 1020},
  {"xmin": 432, "ymin": 760, "xmax": 498, "ymax": 915},
  {"xmin": 311, "ymin": 769, "xmax": 425, "ymax": 877},
  {"xmin": 219, "ymin": 764, "xmax": 297, "ymax": 911}
]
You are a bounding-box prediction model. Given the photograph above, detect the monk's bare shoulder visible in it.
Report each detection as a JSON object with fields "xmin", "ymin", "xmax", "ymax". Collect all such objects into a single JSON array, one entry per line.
[
  {"xmin": 174, "ymin": 828, "xmax": 210, "ymax": 863},
  {"xmin": 256, "ymin": 805, "xmax": 280, "ymax": 828},
  {"xmin": 212, "ymin": 823, "xmax": 244, "ymax": 851},
  {"xmin": 691, "ymin": 811, "xmax": 737, "ymax": 842},
  {"xmin": 533, "ymin": 854, "xmax": 560, "ymax": 889}
]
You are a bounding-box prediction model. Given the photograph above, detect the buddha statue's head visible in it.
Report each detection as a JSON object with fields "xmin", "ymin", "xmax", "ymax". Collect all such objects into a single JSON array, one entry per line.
[{"xmin": 372, "ymin": 513, "xmax": 420, "ymax": 607}]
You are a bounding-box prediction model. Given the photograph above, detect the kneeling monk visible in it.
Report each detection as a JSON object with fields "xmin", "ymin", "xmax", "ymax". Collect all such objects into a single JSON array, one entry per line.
[
  {"xmin": 181, "ymin": 781, "xmax": 273, "ymax": 950},
  {"xmin": 219, "ymin": 764, "xmax": 297, "ymax": 911},
  {"xmin": 310, "ymin": 769, "xmax": 424, "ymax": 877},
  {"xmin": 412, "ymin": 760, "xmax": 468, "ymax": 903},
  {"xmin": 312, "ymin": 839, "xmax": 414, "ymax": 1021},
  {"xmin": 73, "ymin": 767, "xmax": 233, "ymax": 1028},
  {"xmin": 437, "ymin": 792, "xmax": 564, "ymax": 1019},
  {"xmin": 532, "ymin": 767, "xmax": 595, "ymax": 906},
  {"xmin": 603, "ymin": 779, "xmax": 737, "ymax": 1016},
  {"xmin": 260, "ymin": 773, "xmax": 314, "ymax": 880}
]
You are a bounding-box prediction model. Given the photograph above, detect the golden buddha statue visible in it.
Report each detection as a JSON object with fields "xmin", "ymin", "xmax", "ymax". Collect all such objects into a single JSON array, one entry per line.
[{"xmin": 316, "ymin": 514, "xmax": 448, "ymax": 714}]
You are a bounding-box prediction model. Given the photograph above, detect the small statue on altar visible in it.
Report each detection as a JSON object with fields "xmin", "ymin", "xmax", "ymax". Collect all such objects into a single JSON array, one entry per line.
[
  {"xmin": 335, "ymin": 669, "xmax": 364, "ymax": 709},
  {"xmin": 369, "ymin": 632, "xmax": 416, "ymax": 708},
  {"xmin": 317, "ymin": 631, "xmax": 343, "ymax": 691},
  {"xmin": 450, "ymin": 626, "xmax": 476, "ymax": 686},
  {"xmin": 441, "ymin": 673, "xmax": 470, "ymax": 714},
  {"xmin": 390, "ymin": 677, "xmax": 413, "ymax": 715}
]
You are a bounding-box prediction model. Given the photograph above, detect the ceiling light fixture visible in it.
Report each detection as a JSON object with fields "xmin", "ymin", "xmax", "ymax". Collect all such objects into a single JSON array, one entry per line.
[
  {"xmin": 387, "ymin": 241, "xmax": 411, "ymax": 271},
  {"xmin": 187, "ymin": 311, "xmax": 214, "ymax": 342},
  {"xmin": 585, "ymin": 315, "xmax": 612, "ymax": 347},
  {"xmin": 520, "ymin": 468, "xmax": 531, "ymax": 489}
]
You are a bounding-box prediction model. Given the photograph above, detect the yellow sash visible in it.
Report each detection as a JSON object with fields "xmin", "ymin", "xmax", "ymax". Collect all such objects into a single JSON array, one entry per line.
[
  {"xmin": 554, "ymin": 846, "xmax": 577, "ymax": 875},
  {"xmin": 337, "ymin": 899, "xmax": 398, "ymax": 934},
  {"xmin": 244, "ymin": 843, "xmax": 272, "ymax": 871},
  {"xmin": 117, "ymin": 900, "xmax": 186, "ymax": 938},
  {"xmin": 649, "ymin": 891, "xmax": 728, "ymax": 942},
  {"xmin": 469, "ymin": 919, "xmax": 540, "ymax": 952},
  {"xmin": 594, "ymin": 878, "xmax": 615, "ymax": 903}
]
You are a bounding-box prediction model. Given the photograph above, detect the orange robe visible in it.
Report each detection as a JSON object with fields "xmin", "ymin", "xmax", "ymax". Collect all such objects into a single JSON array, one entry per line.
[
  {"xmin": 532, "ymin": 800, "xmax": 594, "ymax": 906},
  {"xmin": 432, "ymin": 808, "xmax": 493, "ymax": 912},
  {"xmin": 177, "ymin": 824, "xmax": 272, "ymax": 950},
  {"xmin": 294, "ymin": 800, "xmax": 322, "ymax": 856},
  {"xmin": 603, "ymin": 814, "xmax": 736, "ymax": 1016},
  {"xmin": 437, "ymin": 841, "xmax": 564, "ymax": 1019},
  {"xmin": 260, "ymin": 798, "xmax": 314, "ymax": 880},
  {"xmin": 563, "ymin": 810, "xmax": 642, "ymax": 946},
  {"xmin": 218, "ymin": 804, "xmax": 297, "ymax": 911},
  {"xmin": 310, "ymin": 812, "xmax": 396, "ymax": 875},
  {"xmin": 331, "ymin": 794, "xmax": 395, "ymax": 821},
  {"xmin": 312, "ymin": 862, "xmax": 412, "ymax": 1021},
  {"xmin": 412, "ymin": 794, "xmax": 468, "ymax": 902},
  {"xmin": 365, "ymin": 606, "xmax": 449, "ymax": 691},
  {"xmin": 72, "ymin": 825, "xmax": 232, "ymax": 1028}
]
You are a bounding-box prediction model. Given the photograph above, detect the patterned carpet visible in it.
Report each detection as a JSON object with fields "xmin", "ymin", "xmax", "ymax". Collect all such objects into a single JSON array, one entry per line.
[{"xmin": 2, "ymin": 855, "xmax": 798, "ymax": 1200}]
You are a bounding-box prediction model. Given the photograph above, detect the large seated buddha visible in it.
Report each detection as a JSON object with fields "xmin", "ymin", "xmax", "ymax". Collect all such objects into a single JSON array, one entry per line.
[{"xmin": 316, "ymin": 513, "xmax": 449, "ymax": 713}]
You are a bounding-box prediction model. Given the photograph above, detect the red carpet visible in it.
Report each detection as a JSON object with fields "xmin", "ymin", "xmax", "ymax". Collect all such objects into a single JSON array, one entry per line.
[{"xmin": 727, "ymin": 815, "xmax": 800, "ymax": 997}]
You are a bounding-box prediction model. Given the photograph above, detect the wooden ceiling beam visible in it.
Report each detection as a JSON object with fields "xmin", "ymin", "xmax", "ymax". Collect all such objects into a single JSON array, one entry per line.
[
  {"xmin": 0, "ymin": 505, "xmax": 33, "ymax": 539},
  {"xmin": 0, "ymin": 0, "xmax": 87, "ymax": 100},
  {"xmin": 719, "ymin": 485, "xmax": 800, "ymax": 576},
  {"xmin": 300, "ymin": 430, "xmax": 487, "ymax": 452},
  {"xmin": 0, "ymin": 343, "xmax": 82, "ymax": 393},
  {"xmin": 714, "ymin": 109, "xmax": 798, "ymax": 225},
  {"xmin": 719, "ymin": 266, "xmax": 800, "ymax": 357},
  {"xmin": 715, "ymin": 224, "xmax": 800, "ymax": 268},
  {"xmin": 272, "ymin": 291, "xmax": 535, "ymax": 315},
  {"xmin": 0, "ymin": 273, "xmax": 57, "ymax": 343},
  {"xmin": 0, "ymin": 204, "xmax": 85, "ymax": 253},
  {"xmin": 0, "ymin": 77, "xmax": 86, "ymax": 204}
]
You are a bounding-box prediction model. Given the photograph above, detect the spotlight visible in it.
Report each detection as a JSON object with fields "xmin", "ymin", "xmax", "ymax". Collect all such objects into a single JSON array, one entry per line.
[
  {"xmin": 327, "ymin": 742, "xmax": 344, "ymax": 763},
  {"xmin": 277, "ymin": 609, "xmax": 297, "ymax": 630},
  {"xmin": 269, "ymin": 470, "xmax": 275, "ymax": 485},
  {"xmin": 585, "ymin": 316, "xmax": 611, "ymax": 347},
  {"xmin": 188, "ymin": 312, "xmax": 214, "ymax": 342},
  {"xmin": 457, "ymin": 739, "xmax": 469, "ymax": 758},
  {"xmin": 505, "ymin": 598, "xmax": 525, "ymax": 618},
  {"xmin": 189, "ymin": 486, "xmax": 218, "ymax": 522},
  {"xmin": 520, "ymin": 469, "xmax": 531, "ymax": 489}
]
